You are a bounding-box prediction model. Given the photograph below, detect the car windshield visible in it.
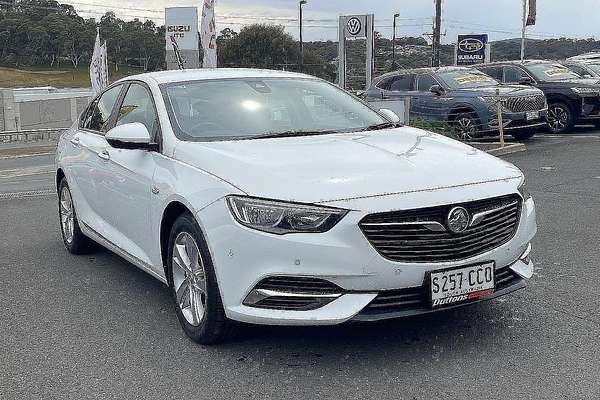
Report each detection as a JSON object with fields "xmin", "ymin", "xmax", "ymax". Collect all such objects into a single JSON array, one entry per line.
[
  {"xmin": 586, "ymin": 64, "xmax": 600, "ymax": 75},
  {"xmin": 526, "ymin": 63, "xmax": 581, "ymax": 81},
  {"xmin": 437, "ymin": 70, "xmax": 498, "ymax": 89},
  {"xmin": 162, "ymin": 78, "xmax": 388, "ymax": 141}
]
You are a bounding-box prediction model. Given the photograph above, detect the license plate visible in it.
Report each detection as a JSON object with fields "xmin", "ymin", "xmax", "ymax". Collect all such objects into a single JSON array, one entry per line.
[
  {"xmin": 526, "ymin": 111, "xmax": 539, "ymax": 121},
  {"xmin": 430, "ymin": 262, "xmax": 495, "ymax": 308}
]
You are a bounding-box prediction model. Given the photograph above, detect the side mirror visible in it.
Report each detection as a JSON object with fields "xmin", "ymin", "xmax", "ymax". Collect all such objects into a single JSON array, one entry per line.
[
  {"xmin": 518, "ymin": 76, "xmax": 535, "ymax": 86},
  {"xmin": 430, "ymin": 84, "xmax": 445, "ymax": 96},
  {"xmin": 105, "ymin": 122, "xmax": 158, "ymax": 151},
  {"xmin": 378, "ymin": 108, "xmax": 401, "ymax": 124}
]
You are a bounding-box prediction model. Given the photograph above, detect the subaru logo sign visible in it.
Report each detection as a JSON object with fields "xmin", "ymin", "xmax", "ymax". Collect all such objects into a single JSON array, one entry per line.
[
  {"xmin": 458, "ymin": 38, "xmax": 484, "ymax": 53},
  {"xmin": 456, "ymin": 34, "xmax": 489, "ymax": 66}
]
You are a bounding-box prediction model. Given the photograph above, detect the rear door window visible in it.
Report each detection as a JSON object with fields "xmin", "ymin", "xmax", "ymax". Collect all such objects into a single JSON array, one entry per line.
[{"xmin": 388, "ymin": 74, "xmax": 416, "ymax": 92}]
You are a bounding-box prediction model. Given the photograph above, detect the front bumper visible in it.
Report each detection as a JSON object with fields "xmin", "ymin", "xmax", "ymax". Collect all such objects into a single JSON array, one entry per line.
[
  {"xmin": 196, "ymin": 194, "xmax": 536, "ymax": 326},
  {"xmin": 482, "ymin": 109, "xmax": 548, "ymax": 133}
]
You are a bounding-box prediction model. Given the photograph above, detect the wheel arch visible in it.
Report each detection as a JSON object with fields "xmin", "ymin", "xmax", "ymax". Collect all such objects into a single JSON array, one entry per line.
[
  {"xmin": 160, "ymin": 201, "xmax": 195, "ymax": 280},
  {"xmin": 56, "ymin": 168, "xmax": 65, "ymax": 191},
  {"xmin": 546, "ymin": 94, "xmax": 577, "ymax": 116},
  {"xmin": 448, "ymin": 104, "xmax": 479, "ymax": 121}
]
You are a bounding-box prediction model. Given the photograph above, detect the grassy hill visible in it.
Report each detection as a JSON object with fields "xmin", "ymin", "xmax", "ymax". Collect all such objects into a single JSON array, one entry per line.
[{"xmin": 0, "ymin": 66, "xmax": 144, "ymax": 88}]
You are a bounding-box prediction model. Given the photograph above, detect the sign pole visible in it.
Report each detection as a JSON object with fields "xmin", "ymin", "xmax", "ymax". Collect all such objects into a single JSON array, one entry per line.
[
  {"xmin": 365, "ymin": 14, "xmax": 374, "ymax": 90},
  {"xmin": 338, "ymin": 17, "xmax": 346, "ymax": 89},
  {"xmin": 520, "ymin": 0, "xmax": 527, "ymax": 62}
]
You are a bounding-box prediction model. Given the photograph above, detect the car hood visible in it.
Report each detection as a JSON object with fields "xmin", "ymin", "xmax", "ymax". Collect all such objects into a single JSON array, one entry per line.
[
  {"xmin": 452, "ymin": 85, "xmax": 542, "ymax": 97},
  {"xmin": 173, "ymin": 127, "xmax": 523, "ymax": 204}
]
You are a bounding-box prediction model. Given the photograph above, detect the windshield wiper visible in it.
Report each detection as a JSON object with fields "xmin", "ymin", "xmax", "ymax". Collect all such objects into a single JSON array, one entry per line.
[
  {"xmin": 242, "ymin": 129, "xmax": 341, "ymax": 140},
  {"xmin": 363, "ymin": 121, "xmax": 400, "ymax": 131}
]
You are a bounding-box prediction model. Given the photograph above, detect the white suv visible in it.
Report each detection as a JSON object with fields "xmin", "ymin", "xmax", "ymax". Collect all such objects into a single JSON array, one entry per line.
[{"xmin": 56, "ymin": 69, "xmax": 537, "ymax": 344}]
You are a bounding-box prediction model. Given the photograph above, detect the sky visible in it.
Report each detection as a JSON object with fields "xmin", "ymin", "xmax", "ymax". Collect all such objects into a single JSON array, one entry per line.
[{"xmin": 73, "ymin": 0, "xmax": 600, "ymax": 43}]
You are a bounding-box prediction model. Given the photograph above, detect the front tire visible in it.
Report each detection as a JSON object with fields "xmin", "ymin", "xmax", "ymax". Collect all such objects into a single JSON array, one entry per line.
[
  {"xmin": 547, "ymin": 102, "xmax": 574, "ymax": 134},
  {"xmin": 58, "ymin": 178, "xmax": 95, "ymax": 254},
  {"xmin": 167, "ymin": 213, "xmax": 231, "ymax": 344},
  {"xmin": 452, "ymin": 112, "xmax": 481, "ymax": 141}
]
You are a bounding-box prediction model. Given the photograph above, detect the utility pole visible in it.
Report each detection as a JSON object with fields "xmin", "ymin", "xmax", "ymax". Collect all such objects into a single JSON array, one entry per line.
[
  {"xmin": 299, "ymin": 0, "xmax": 307, "ymax": 72},
  {"xmin": 432, "ymin": 0, "xmax": 442, "ymax": 67},
  {"xmin": 520, "ymin": 0, "xmax": 527, "ymax": 61},
  {"xmin": 392, "ymin": 13, "xmax": 399, "ymax": 70}
]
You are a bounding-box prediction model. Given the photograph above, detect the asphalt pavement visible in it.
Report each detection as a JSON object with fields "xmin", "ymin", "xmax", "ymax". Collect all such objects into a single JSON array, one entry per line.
[{"xmin": 1, "ymin": 132, "xmax": 599, "ymax": 399}]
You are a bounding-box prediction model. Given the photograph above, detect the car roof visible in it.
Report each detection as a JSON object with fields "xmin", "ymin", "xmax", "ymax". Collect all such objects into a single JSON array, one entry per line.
[
  {"xmin": 374, "ymin": 66, "xmax": 475, "ymax": 81},
  {"xmin": 115, "ymin": 68, "xmax": 315, "ymax": 85}
]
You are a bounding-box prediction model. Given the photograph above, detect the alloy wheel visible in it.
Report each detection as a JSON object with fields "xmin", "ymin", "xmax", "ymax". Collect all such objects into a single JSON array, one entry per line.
[
  {"xmin": 547, "ymin": 105, "xmax": 569, "ymax": 131},
  {"xmin": 59, "ymin": 186, "xmax": 75, "ymax": 244},
  {"xmin": 456, "ymin": 116, "xmax": 477, "ymax": 141},
  {"xmin": 172, "ymin": 232, "xmax": 207, "ymax": 327}
]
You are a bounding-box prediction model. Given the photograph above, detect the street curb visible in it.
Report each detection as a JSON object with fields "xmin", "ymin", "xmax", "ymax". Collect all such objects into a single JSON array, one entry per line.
[{"xmin": 471, "ymin": 142, "xmax": 526, "ymax": 156}]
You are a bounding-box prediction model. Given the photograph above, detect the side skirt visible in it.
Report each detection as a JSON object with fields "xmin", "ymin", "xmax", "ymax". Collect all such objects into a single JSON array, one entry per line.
[{"xmin": 80, "ymin": 222, "xmax": 168, "ymax": 285}]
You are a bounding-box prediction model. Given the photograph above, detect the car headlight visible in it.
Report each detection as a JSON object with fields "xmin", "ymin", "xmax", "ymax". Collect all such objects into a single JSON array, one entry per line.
[
  {"xmin": 571, "ymin": 87, "xmax": 600, "ymax": 96},
  {"xmin": 518, "ymin": 178, "xmax": 532, "ymax": 200},
  {"xmin": 226, "ymin": 196, "xmax": 348, "ymax": 234}
]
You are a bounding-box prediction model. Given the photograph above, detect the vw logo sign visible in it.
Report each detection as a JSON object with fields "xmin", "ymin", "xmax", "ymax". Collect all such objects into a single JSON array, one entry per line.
[
  {"xmin": 346, "ymin": 17, "xmax": 362, "ymax": 36},
  {"xmin": 447, "ymin": 207, "xmax": 470, "ymax": 233},
  {"xmin": 458, "ymin": 38, "xmax": 484, "ymax": 53}
]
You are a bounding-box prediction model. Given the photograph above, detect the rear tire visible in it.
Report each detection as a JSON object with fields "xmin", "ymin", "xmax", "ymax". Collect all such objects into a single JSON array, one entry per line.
[
  {"xmin": 58, "ymin": 178, "xmax": 96, "ymax": 254},
  {"xmin": 167, "ymin": 213, "xmax": 231, "ymax": 345},
  {"xmin": 547, "ymin": 102, "xmax": 574, "ymax": 134}
]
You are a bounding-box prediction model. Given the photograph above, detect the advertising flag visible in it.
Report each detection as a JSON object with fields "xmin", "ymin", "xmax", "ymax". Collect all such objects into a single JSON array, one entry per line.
[
  {"xmin": 201, "ymin": 0, "xmax": 217, "ymax": 68},
  {"xmin": 90, "ymin": 29, "xmax": 108, "ymax": 94},
  {"xmin": 526, "ymin": 0, "xmax": 537, "ymax": 26}
]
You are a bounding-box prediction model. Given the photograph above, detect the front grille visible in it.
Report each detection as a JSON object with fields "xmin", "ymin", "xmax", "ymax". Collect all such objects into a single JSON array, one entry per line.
[
  {"xmin": 359, "ymin": 195, "xmax": 521, "ymax": 263},
  {"xmin": 504, "ymin": 95, "xmax": 546, "ymax": 113},
  {"xmin": 361, "ymin": 266, "xmax": 523, "ymax": 315}
]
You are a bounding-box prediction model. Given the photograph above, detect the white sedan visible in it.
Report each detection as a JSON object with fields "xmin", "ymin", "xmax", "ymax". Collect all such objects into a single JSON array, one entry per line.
[{"xmin": 56, "ymin": 69, "xmax": 537, "ymax": 344}]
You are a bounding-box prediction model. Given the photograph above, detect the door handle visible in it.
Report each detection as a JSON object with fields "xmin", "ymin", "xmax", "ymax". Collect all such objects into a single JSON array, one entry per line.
[
  {"xmin": 97, "ymin": 149, "xmax": 110, "ymax": 161},
  {"xmin": 70, "ymin": 137, "xmax": 80, "ymax": 146}
]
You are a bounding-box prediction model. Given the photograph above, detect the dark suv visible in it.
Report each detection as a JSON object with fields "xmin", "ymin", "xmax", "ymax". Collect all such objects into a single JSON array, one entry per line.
[
  {"xmin": 476, "ymin": 60, "xmax": 600, "ymax": 133},
  {"xmin": 366, "ymin": 67, "xmax": 547, "ymax": 140}
]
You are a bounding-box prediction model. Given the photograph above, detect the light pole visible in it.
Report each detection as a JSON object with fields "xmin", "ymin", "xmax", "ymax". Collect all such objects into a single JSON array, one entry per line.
[
  {"xmin": 299, "ymin": 0, "xmax": 307, "ymax": 71},
  {"xmin": 392, "ymin": 13, "xmax": 400, "ymax": 70}
]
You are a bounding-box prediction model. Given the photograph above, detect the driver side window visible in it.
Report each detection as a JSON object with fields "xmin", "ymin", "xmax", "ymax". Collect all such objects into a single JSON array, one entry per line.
[
  {"xmin": 115, "ymin": 83, "xmax": 159, "ymax": 138},
  {"xmin": 417, "ymin": 74, "xmax": 438, "ymax": 92},
  {"xmin": 504, "ymin": 66, "xmax": 527, "ymax": 83}
]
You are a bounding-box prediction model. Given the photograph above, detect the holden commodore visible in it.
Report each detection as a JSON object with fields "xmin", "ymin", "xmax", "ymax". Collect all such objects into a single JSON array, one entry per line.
[{"xmin": 56, "ymin": 69, "xmax": 537, "ymax": 344}]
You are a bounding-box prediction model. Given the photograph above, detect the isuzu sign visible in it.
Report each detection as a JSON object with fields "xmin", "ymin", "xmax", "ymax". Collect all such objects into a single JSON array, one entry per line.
[
  {"xmin": 165, "ymin": 7, "xmax": 199, "ymax": 51},
  {"xmin": 456, "ymin": 34, "xmax": 489, "ymax": 66},
  {"xmin": 165, "ymin": 7, "xmax": 200, "ymax": 69}
]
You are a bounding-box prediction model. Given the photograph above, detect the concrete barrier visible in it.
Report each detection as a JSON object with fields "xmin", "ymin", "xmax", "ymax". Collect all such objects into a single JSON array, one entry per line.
[{"xmin": 1, "ymin": 87, "xmax": 92, "ymax": 141}]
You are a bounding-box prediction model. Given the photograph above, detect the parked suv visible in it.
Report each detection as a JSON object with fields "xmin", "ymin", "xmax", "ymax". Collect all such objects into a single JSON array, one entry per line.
[
  {"xmin": 562, "ymin": 59, "xmax": 600, "ymax": 78},
  {"xmin": 366, "ymin": 67, "xmax": 547, "ymax": 140},
  {"xmin": 476, "ymin": 60, "xmax": 600, "ymax": 133}
]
